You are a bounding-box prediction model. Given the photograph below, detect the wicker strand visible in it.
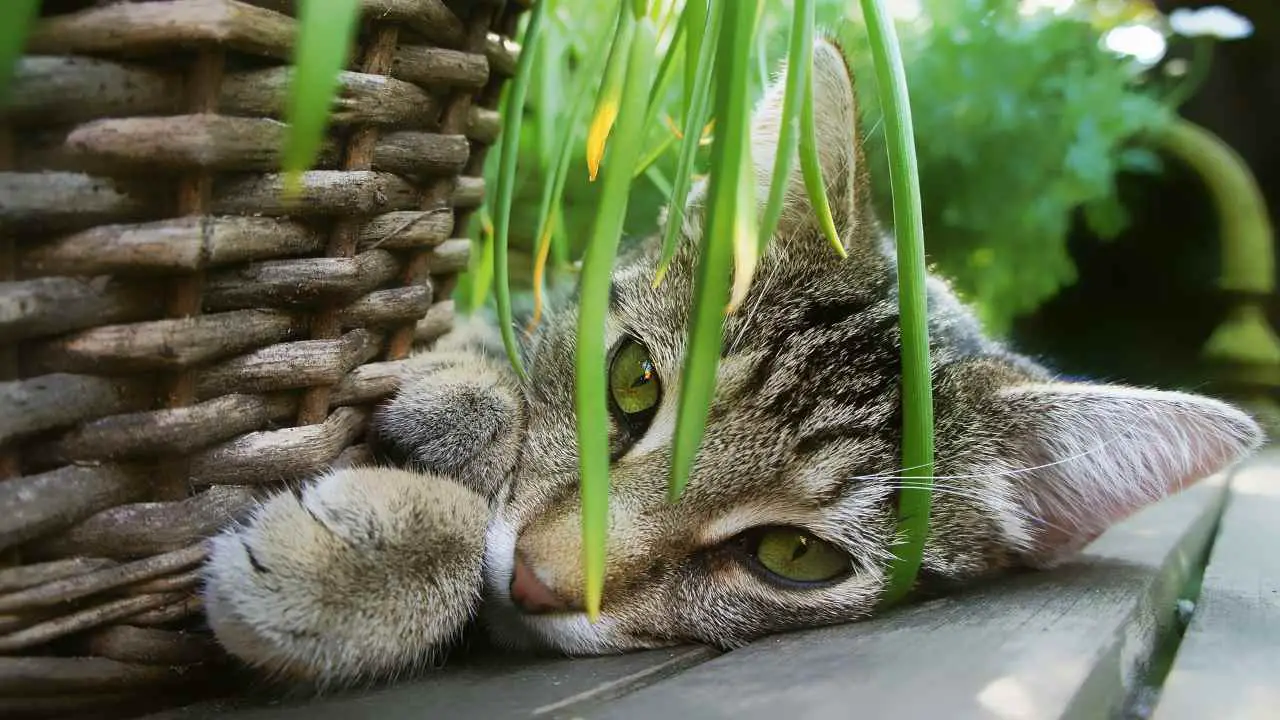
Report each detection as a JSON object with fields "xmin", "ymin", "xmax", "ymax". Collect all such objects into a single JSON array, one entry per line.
[
  {"xmin": 1, "ymin": 122, "xmax": 18, "ymax": 482},
  {"xmin": 296, "ymin": 24, "xmax": 408, "ymax": 425},
  {"xmin": 384, "ymin": 2, "xmax": 499, "ymax": 361},
  {"xmin": 0, "ymin": 0, "xmax": 528, "ymax": 707}
]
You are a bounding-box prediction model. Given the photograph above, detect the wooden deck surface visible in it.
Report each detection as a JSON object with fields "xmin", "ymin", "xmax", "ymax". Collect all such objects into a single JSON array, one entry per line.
[{"xmin": 154, "ymin": 449, "xmax": 1278, "ymax": 720}]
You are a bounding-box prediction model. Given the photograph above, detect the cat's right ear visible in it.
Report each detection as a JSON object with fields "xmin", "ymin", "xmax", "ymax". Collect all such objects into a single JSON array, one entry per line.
[
  {"xmin": 669, "ymin": 38, "xmax": 875, "ymax": 258},
  {"xmin": 996, "ymin": 383, "xmax": 1263, "ymax": 567}
]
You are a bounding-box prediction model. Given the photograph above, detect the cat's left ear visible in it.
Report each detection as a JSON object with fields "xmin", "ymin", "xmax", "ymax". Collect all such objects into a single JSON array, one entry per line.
[
  {"xmin": 997, "ymin": 383, "xmax": 1263, "ymax": 567},
  {"xmin": 672, "ymin": 38, "xmax": 873, "ymax": 254}
]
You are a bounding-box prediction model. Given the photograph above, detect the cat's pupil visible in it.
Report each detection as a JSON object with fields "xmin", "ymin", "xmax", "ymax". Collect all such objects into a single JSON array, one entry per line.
[{"xmin": 791, "ymin": 537, "xmax": 809, "ymax": 561}]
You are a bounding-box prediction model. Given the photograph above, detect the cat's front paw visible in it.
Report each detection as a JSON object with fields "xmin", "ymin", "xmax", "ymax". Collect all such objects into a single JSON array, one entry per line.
[
  {"xmin": 202, "ymin": 467, "xmax": 489, "ymax": 687},
  {"xmin": 369, "ymin": 350, "xmax": 524, "ymax": 502}
]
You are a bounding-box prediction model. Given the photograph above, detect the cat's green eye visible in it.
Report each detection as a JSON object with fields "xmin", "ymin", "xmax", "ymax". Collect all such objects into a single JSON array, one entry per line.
[
  {"xmin": 607, "ymin": 338, "xmax": 661, "ymax": 423},
  {"xmin": 752, "ymin": 529, "xmax": 851, "ymax": 584}
]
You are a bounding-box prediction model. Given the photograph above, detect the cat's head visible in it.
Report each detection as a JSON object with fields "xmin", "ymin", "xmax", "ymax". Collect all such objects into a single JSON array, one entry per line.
[{"xmin": 480, "ymin": 39, "xmax": 1263, "ymax": 653}]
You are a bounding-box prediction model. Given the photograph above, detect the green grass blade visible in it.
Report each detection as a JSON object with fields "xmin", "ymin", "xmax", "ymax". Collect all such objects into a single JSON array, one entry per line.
[
  {"xmin": 644, "ymin": 7, "xmax": 686, "ymax": 129},
  {"xmin": 668, "ymin": 0, "xmax": 757, "ymax": 501},
  {"xmin": 577, "ymin": 13, "xmax": 658, "ymax": 621},
  {"xmin": 756, "ymin": 0, "xmax": 814, "ymax": 254},
  {"xmin": 491, "ymin": 0, "xmax": 550, "ymax": 382},
  {"xmin": 632, "ymin": 130, "xmax": 678, "ymax": 180},
  {"xmin": 283, "ymin": 0, "xmax": 362, "ymax": 194},
  {"xmin": 682, "ymin": 0, "xmax": 706, "ymax": 120},
  {"xmin": 468, "ymin": 206, "xmax": 496, "ymax": 312},
  {"xmin": 0, "ymin": 0, "xmax": 39, "ymax": 105},
  {"xmin": 858, "ymin": 0, "xmax": 934, "ymax": 607},
  {"xmin": 533, "ymin": 16, "xmax": 562, "ymax": 175},
  {"xmin": 799, "ymin": 66, "xmax": 847, "ymax": 259},
  {"xmin": 528, "ymin": 6, "xmax": 622, "ymax": 328},
  {"xmin": 653, "ymin": 0, "xmax": 723, "ymax": 286}
]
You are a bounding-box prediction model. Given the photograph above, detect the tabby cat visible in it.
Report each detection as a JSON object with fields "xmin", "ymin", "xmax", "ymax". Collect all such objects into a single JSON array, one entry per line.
[{"xmin": 202, "ymin": 40, "xmax": 1263, "ymax": 687}]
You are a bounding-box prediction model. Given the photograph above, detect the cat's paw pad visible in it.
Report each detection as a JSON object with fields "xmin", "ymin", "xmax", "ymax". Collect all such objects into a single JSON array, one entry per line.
[{"xmin": 202, "ymin": 467, "xmax": 489, "ymax": 687}]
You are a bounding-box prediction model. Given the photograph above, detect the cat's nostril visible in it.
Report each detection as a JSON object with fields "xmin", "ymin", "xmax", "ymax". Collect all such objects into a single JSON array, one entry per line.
[{"xmin": 510, "ymin": 555, "xmax": 573, "ymax": 614}]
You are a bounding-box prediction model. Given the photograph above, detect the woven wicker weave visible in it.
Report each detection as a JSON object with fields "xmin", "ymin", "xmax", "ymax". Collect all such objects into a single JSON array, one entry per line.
[{"xmin": 0, "ymin": 0, "xmax": 524, "ymax": 716}]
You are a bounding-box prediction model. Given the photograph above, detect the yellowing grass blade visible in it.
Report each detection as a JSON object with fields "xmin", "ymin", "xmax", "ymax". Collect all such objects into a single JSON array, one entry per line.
[
  {"xmin": 528, "ymin": 6, "xmax": 622, "ymax": 332},
  {"xmin": 668, "ymin": 0, "xmax": 757, "ymax": 501},
  {"xmin": 586, "ymin": 11, "xmax": 637, "ymax": 181},
  {"xmin": 283, "ymin": 0, "xmax": 362, "ymax": 197},
  {"xmin": 577, "ymin": 13, "xmax": 658, "ymax": 621}
]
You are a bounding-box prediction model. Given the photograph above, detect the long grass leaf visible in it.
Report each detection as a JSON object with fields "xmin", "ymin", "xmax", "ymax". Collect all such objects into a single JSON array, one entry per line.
[
  {"xmin": 653, "ymin": 0, "xmax": 723, "ymax": 286},
  {"xmin": 683, "ymin": 0, "xmax": 706, "ymax": 119},
  {"xmin": 469, "ymin": 206, "xmax": 496, "ymax": 312},
  {"xmin": 527, "ymin": 6, "xmax": 623, "ymax": 331},
  {"xmin": 858, "ymin": 0, "xmax": 934, "ymax": 606},
  {"xmin": 586, "ymin": 12, "xmax": 637, "ymax": 181},
  {"xmin": 0, "ymin": 0, "xmax": 39, "ymax": 105},
  {"xmin": 757, "ymin": 0, "xmax": 814, "ymax": 254},
  {"xmin": 577, "ymin": 14, "xmax": 659, "ymax": 620},
  {"xmin": 491, "ymin": 0, "xmax": 550, "ymax": 382},
  {"xmin": 668, "ymin": 0, "xmax": 757, "ymax": 501},
  {"xmin": 283, "ymin": 0, "xmax": 362, "ymax": 195},
  {"xmin": 645, "ymin": 7, "xmax": 686, "ymax": 125},
  {"xmin": 799, "ymin": 68, "xmax": 847, "ymax": 259}
]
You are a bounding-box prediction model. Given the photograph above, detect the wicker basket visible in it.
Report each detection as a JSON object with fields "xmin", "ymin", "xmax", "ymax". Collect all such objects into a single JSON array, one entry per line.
[{"xmin": 0, "ymin": 0, "xmax": 524, "ymax": 716}]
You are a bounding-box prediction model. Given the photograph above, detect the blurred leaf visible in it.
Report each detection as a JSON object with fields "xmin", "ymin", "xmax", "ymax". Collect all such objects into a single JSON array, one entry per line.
[
  {"xmin": 284, "ymin": 0, "xmax": 362, "ymax": 194},
  {"xmin": 0, "ymin": 0, "xmax": 39, "ymax": 105}
]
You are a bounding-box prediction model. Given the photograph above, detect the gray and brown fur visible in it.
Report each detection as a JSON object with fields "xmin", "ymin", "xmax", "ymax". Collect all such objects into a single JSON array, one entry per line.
[{"xmin": 202, "ymin": 40, "xmax": 1264, "ymax": 687}]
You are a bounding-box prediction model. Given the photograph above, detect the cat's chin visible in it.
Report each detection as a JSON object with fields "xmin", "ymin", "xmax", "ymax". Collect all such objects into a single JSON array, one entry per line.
[{"xmin": 480, "ymin": 513, "xmax": 651, "ymax": 656}]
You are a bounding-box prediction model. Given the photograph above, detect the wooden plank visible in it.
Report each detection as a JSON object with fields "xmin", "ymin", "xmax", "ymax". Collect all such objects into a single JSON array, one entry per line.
[
  {"xmin": 1152, "ymin": 450, "xmax": 1280, "ymax": 720},
  {"xmin": 147, "ymin": 646, "xmax": 716, "ymax": 719},
  {"xmin": 588, "ymin": 475, "xmax": 1232, "ymax": 720}
]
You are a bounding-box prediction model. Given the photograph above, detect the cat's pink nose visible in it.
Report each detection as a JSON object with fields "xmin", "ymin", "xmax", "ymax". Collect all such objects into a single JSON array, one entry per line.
[{"xmin": 510, "ymin": 555, "xmax": 571, "ymax": 614}]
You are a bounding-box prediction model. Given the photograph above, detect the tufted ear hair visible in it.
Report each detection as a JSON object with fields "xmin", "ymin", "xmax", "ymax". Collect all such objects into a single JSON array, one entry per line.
[{"xmin": 997, "ymin": 383, "xmax": 1263, "ymax": 567}]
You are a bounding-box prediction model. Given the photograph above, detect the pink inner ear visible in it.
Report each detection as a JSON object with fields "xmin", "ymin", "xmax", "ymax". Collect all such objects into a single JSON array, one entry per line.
[{"xmin": 1001, "ymin": 384, "xmax": 1263, "ymax": 568}]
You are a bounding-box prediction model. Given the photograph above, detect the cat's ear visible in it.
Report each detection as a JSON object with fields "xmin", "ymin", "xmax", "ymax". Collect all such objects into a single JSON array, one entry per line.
[
  {"xmin": 997, "ymin": 383, "xmax": 1262, "ymax": 567},
  {"xmin": 747, "ymin": 37, "xmax": 867, "ymax": 245},
  {"xmin": 670, "ymin": 38, "xmax": 871, "ymax": 253}
]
